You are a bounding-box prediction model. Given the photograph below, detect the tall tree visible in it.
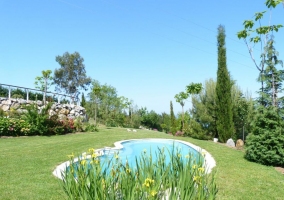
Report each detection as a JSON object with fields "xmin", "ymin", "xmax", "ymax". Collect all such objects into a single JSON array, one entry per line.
[
  {"xmin": 170, "ymin": 101, "xmax": 176, "ymax": 133},
  {"xmin": 261, "ymin": 37, "xmax": 284, "ymax": 107},
  {"xmin": 216, "ymin": 25, "xmax": 234, "ymax": 143},
  {"xmin": 237, "ymin": 0, "xmax": 283, "ymax": 105},
  {"xmin": 54, "ymin": 52, "xmax": 91, "ymax": 102},
  {"xmin": 174, "ymin": 91, "xmax": 189, "ymax": 131},
  {"xmin": 88, "ymin": 80, "xmax": 102, "ymax": 125},
  {"xmin": 34, "ymin": 70, "xmax": 53, "ymax": 104},
  {"xmin": 80, "ymin": 93, "xmax": 86, "ymax": 108}
]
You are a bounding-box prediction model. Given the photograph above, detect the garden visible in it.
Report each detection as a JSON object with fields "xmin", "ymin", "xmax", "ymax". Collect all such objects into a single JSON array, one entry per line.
[
  {"xmin": 1, "ymin": 128, "xmax": 284, "ymax": 200},
  {"xmin": 1, "ymin": 0, "xmax": 284, "ymax": 199}
]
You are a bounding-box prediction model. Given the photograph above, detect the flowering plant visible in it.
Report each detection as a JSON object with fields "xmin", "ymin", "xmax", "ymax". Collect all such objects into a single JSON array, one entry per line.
[{"xmin": 61, "ymin": 147, "xmax": 217, "ymax": 199}]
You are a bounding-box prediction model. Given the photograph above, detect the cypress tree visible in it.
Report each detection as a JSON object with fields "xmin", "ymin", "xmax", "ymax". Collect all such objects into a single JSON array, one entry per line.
[
  {"xmin": 170, "ymin": 101, "xmax": 176, "ymax": 133},
  {"xmin": 81, "ymin": 93, "xmax": 86, "ymax": 108},
  {"xmin": 216, "ymin": 25, "xmax": 234, "ymax": 142}
]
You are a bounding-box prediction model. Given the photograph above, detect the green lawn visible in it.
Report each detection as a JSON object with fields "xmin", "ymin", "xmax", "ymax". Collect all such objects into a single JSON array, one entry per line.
[{"xmin": 1, "ymin": 127, "xmax": 283, "ymax": 200}]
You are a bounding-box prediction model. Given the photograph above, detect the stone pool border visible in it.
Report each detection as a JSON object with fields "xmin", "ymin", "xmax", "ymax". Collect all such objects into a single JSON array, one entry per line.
[{"xmin": 53, "ymin": 138, "xmax": 216, "ymax": 179}]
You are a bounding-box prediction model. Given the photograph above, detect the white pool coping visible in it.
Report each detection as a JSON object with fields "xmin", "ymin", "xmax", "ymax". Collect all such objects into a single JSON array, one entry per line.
[{"xmin": 53, "ymin": 138, "xmax": 216, "ymax": 179}]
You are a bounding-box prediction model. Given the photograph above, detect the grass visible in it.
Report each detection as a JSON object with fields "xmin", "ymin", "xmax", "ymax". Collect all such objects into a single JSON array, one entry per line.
[{"xmin": 0, "ymin": 127, "xmax": 284, "ymax": 200}]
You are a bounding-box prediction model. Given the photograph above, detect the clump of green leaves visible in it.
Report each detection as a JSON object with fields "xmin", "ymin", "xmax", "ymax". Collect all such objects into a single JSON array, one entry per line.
[
  {"xmin": 61, "ymin": 148, "xmax": 217, "ymax": 200},
  {"xmin": 84, "ymin": 123, "xmax": 98, "ymax": 132},
  {"xmin": 245, "ymin": 106, "xmax": 284, "ymax": 167}
]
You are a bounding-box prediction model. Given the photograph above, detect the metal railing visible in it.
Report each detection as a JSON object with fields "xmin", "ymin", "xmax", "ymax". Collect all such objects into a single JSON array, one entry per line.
[{"xmin": 0, "ymin": 83, "xmax": 74, "ymax": 104}]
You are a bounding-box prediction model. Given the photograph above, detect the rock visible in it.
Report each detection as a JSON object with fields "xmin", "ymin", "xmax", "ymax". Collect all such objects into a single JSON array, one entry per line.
[
  {"xmin": 49, "ymin": 110, "xmax": 56, "ymax": 116},
  {"xmin": 2, "ymin": 100, "xmax": 12, "ymax": 105},
  {"xmin": 11, "ymin": 103, "xmax": 20, "ymax": 110},
  {"xmin": 226, "ymin": 138, "xmax": 235, "ymax": 147},
  {"xmin": 18, "ymin": 99, "xmax": 27, "ymax": 104},
  {"xmin": 236, "ymin": 139, "xmax": 244, "ymax": 150},
  {"xmin": 58, "ymin": 114, "xmax": 67, "ymax": 120},
  {"xmin": 59, "ymin": 108, "xmax": 69, "ymax": 115},
  {"xmin": 1, "ymin": 104, "xmax": 10, "ymax": 111}
]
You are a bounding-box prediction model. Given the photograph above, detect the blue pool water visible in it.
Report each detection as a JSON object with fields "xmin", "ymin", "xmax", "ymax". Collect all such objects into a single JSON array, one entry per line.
[{"xmin": 98, "ymin": 139, "xmax": 200, "ymax": 168}]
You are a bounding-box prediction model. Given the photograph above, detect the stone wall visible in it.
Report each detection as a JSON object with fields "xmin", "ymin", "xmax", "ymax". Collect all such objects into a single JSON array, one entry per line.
[{"xmin": 0, "ymin": 97, "xmax": 86, "ymax": 119}]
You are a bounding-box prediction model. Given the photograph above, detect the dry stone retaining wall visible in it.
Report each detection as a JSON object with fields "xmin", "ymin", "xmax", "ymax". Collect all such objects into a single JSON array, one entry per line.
[{"xmin": 0, "ymin": 97, "xmax": 86, "ymax": 119}]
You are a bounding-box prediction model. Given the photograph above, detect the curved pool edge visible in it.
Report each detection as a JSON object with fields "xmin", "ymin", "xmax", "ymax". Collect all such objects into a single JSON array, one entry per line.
[{"xmin": 53, "ymin": 138, "xmax": 216, "ymax": 179}]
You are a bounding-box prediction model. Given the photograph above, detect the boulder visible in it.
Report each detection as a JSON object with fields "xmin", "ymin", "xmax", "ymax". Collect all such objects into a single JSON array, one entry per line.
[
  {"xmin": 58, "ymin": 114, "xmax": 67, "ymax": 120},
  {"xmin": 226, "ymin": 138, "xmax": 235, "ymax": 147},
  {"xmin": 236, "ymin": 139, "xmax": 244, "ymax": 150},
  {"xmin": 1, "ymin": 104, "xmax": 10, "ymax": 112},
  {"xmin": 59, "ymin": 108, "xmax": 69, "ymax": 115}
]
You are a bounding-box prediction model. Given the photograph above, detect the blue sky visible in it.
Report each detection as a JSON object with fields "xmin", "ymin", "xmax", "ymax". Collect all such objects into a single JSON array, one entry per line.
[{"xmin": 1, "ymin": 0, "xmax": 284, "ymax": 114}]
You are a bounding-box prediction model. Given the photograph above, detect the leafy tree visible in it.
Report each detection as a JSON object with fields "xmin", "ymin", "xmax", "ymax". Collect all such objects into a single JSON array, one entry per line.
[
  {"xmin": 54, "ymin": 52, "xmax": 91, "ymax": 102},
  {"xmin": 138, "ymin": 108, "xmax": 162, "ymax": 130},
  {"xmin": 191, "ymin": 79, "xmax": 217, "ymax": 138},
  {"xmin": 216, "ymin": 25, "xmax": 234, "ymax": 143},
  {"xmin": 237, "ymin": 0, "xmax": 283, "ymax": 105},
  {"xmin": 174, "ymin": 91, "xmax": 188, "ymax": 131},
  {"xmin": 186, "ymin": 83, "xmax": 202, "ymax": 95},
  {"xmin": 35, "ymin": 70, "xmax": 53, "ymax": 104}
]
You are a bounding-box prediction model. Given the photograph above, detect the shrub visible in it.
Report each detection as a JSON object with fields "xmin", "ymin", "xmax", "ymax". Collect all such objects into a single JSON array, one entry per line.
[
  {"xmin": 61, "ymin": 148, "xmax": 217, "ymax": 200},
  {"xmin": 0, "ymin": 108, "xmax": 5, "ymax": 117},
  {"xmin": 184, "ymin": 120, "xmax": 209, "ymax": 140},
  {"xmin": 245, "ymin": 106, "xmax": 284, "ymax": 167},
  {"xmin": 0, "ymin": 117, "xmax": 32, "ymax": 136},
  {"xmin": 0, "ymin": 103, "xmax": 77, "ymax": 136},
  {"xmin": 84, "ymin": 123, "xmax": 98, "ymax": 132}
]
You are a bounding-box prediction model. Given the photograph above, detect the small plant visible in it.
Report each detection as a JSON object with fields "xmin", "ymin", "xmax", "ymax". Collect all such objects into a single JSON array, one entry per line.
[
  {"xmin": 84, "ymin": 123, "xmax": 98, "ymax": 132},
  {"xmin": 74, "ymin": 118, "xmax": 84, "ymax": 132}
]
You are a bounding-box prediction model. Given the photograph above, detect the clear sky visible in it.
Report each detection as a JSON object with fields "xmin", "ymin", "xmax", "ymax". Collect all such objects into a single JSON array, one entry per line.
[{"xmin": 1, "ymin": 0, "xmax": 284, "ymax": 114}]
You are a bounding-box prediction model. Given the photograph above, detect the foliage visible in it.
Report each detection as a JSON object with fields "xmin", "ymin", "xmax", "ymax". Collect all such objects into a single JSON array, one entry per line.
[
  {"xmin": 74, "ymin": 118, "xmax": 84, "ymax": 132},
  {"xmin": 11, "ymin": 93, "xmax": 24, "ymax": 99},
  {"xmin": 21, "ymin": 103, "xmax": 51, "ymax": 135},
  {"xmin": 258, "ymin": 36, "xmax": 284, "ymax": 107},
  {"xmin": 0, "ymin": 103, "xmax": 77, "ymax": 136},
  {"xmin": 0, "ymin": 117, "xmax": 32, "ymax": 136},
  {"xmin": 232, "ymin": 91, "xmax": 252, "ymax": 140},
  {"xmin": 216, "ymin": 25, "xmax": 234, "ymax": 143},
  {"xmin": 0, "ymin": 108, "xmax": 4, "ymax": 117},
  {"xmin": 0, "ymin": 85, "xmax": 9, "ymax": 97},
  {"xmin": 237, "ymin": 0, "xmax": 283, "ymax": 105},
  {"xmin": 191, "ymin": 79, "xmax": 217, "ymax": 138},
  {"xmin": 187, "ymin": 119, "xmax": 208, "ymax": 140},
  {"xmin": 139, "ymin": 108, "xmax": 162, "ymax": 130},
  {"xmin": 170, "ymin": 101, "xmax": 176, "ymax": 134},
  {"xmin": 61, "ymin": 148, "xmax": 217, "ymax": 200},
  {"xmin": 191, "ymin": 79, "xmax": 253, "ymax": 140},
  {"xmin": 174, "ymin": 91, "xmax": 188, "ymax": 132},
  {"xmin": 84, "ymin": 123, "xmax": 99, "ymax": 132},
  {"xmin": 80, "ymin": 93, "xmax": 86, "ymax": 108},
  {"xmin": 186, "ymin": 82, "xmax": 203, "ymax": 95},
  {"xmin": 35, "ymin": 70, "xmax": 53, "ymax": 104},
  {"xmin": 245, "ymin": 106, "xmax": 284, "ymax": 167},
  {"xmin": 54, "ymin": 51, "xmax": 91, "ymax": 101},
  {"xmin": 2, "ymin": 128, "xmax": 284, "ymax": 199}
]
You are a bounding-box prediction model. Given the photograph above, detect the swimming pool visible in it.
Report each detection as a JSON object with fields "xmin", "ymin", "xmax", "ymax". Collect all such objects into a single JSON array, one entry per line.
[{"xmin": 53, "ymin": 138, "xmax": 216, "ymax": 179}]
